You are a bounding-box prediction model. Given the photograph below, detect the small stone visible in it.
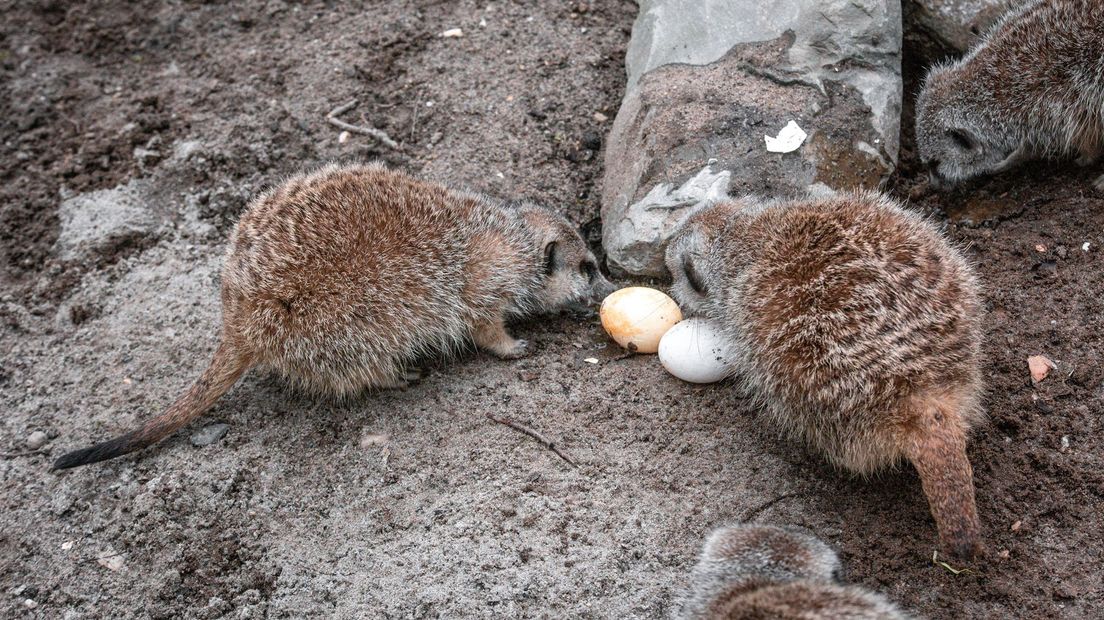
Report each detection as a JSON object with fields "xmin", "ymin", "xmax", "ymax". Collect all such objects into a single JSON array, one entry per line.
[
  {"xmin": 1027, "ymin": 355, "xmax": 1056, "ymax": 384},
  {"xmin": 1060, "ymin": 435, "xmax": 1070, "ymax": 452},
  {"xmin": 997, "ymin": 549, "xmax": 1010, "ymax": 559},
  {"xmin": 583, "ymin": 358, "xmax": 599, "ymax": 364},
  {"xmin": 338, "ymin": 131, "xmax": 350, "ymax": 144},
  {"xmin": 440, "ymin": 28, "xmax": 463, "ymax": 38},
  {"xmin": 360, "ymin": 433, "xmax": 389, "ymax": 448},
  {"xmin": 24, "ymin": 599, "xmax": 37, "ymax": 610},
  {"xmin": 61, "ymin": 541, "xmax": 75, "ymax": 551},
  {"xmin": 190, "ymin": 423, "xmax": 230, "ymax": 447},
  {"xmin": 1011, "ymin": 520, "xmax": 1022, "ymax": 532},
  {"xmin": 25, "ymin": 431, "xmax": 48, "ymax": 450},
  {"xmin": 1034, "ymin": 243, "xmax": 1047, "ymax": 253},
  {"xmin": 1082, "ymin": 242, "xmax": 1091, "ymax": 252},
  {"xmin": 593, "ymin": 111, "xmax": 608, "ymax": 122},
  {"xmin": 97, "ymin": 554, "xmax": 125, "ymax": 572}
]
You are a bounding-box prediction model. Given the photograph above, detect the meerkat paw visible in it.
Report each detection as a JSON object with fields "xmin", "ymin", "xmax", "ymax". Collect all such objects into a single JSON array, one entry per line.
[
  {"xmin": 474, "ymin": 319, "xmax": 530, "ymax": 360},
  {"xmin": 491, "ymin": 338, "xmax": 530, "ymax": 360}
]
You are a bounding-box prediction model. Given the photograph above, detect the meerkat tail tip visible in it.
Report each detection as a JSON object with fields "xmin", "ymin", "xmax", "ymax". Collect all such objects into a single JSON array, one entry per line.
[{"xmin": 52, "ymin": 432, "xmax": 143, "ymax": 470}]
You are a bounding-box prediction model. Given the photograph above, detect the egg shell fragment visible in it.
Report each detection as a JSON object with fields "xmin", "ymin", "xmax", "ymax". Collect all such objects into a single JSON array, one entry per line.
[
  {"xmin": 599, "ymin": 287, "xmax": 682, "ymax": 354},
  {"xmin": 658, "ymin": 318, "xmax": 733, "ymax": 384}
]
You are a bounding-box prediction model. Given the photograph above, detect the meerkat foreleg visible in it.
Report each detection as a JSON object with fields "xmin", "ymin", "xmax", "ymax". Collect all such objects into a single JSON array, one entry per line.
[{"xmin": 473, "ymin": 316, "xmax": 530, "ymax": 359}]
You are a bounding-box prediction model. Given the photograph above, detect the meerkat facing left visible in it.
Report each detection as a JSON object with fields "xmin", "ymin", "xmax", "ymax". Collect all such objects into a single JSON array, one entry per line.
[
  {"xmin": 916, "ymin": 0, "xmax": 1104, "ymax": 189},
  {"xmin": 665, "ymin": 192, "xmax": 985, "ymax": 559},
  {"xmin": 54, "ymin": 163, "xmax": 614, "ymax": 469},
  {"xmin": 679, "ymin": 524, "xmax": 911, "ymax": 620}
]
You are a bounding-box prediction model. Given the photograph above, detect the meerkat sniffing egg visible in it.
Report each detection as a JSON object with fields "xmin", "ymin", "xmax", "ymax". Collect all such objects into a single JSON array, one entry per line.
[
  {"xmin": 658, "ymin": 318, "xmax": 733, "ymax": 384},
  {"xmin": 600, "ymin": 287, "xmax": 682, "ymax": 354}
]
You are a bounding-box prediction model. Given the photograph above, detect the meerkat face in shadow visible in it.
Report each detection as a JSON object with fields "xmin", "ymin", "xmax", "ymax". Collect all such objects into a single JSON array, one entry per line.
[
  {"xmin": 517, "ymin": 203, "xmax": 615, "ymax": 311},
  {"xmin": 917, "ymin": 67, "xmax": 1023, "ymax": 185},
  {"xmin": 665, "ymin": 200, "xmax": 748, "ymax": 316}
]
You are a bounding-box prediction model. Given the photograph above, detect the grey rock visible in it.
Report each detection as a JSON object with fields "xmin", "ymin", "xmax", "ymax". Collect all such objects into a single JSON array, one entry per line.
[
  {"xmin": 190, "ymin": 423, "xmax": 230, "ymax": 447},
  {"xmin": 603, "ymin": 0, "xmax": 903, "ymax": 277},
  {"xmin": 25, "ymin": 430, "xmax": 48, "ymax": 450},
  {"xmin": 54, "ymin": 179, "xmax": 160, "ymax": 261},
  {"xmin": 907, "ymin": 0, "xmax": 1009, "ymax": 53}
]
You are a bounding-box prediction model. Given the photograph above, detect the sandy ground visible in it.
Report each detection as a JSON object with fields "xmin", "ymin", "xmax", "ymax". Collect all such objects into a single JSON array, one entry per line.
[{"xmin": 2, "ymin": 1, "xmax": 1102, "ymax": 618}]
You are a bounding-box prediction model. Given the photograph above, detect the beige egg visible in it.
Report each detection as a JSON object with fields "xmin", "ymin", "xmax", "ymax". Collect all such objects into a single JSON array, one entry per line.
[{"xmin": 599, "ymin": 287, "xmax": 682, "ymax": 354}]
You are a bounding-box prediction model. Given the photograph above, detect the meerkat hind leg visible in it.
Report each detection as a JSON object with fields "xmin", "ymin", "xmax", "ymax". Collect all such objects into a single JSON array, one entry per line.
[{"xmin": 473, "ymin": 317, "xmax": 529, "ymax": 359}]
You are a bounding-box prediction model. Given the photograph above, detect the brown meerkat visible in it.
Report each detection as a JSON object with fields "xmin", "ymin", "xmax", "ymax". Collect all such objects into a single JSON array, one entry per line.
[
  {"xmin": 665, "ymin": 192, "xmax": 985, "ymax": 559},
  {"xmin": 54, "ymin": 162, "xmax": 614, "ymax": 469},
  {"xmin": 679, "ymin": 524, "xmax": 911, "ymax": 619},
  {"xmin": 916, "ymin": 0, "xmax": 1104, "ymax": 189}
]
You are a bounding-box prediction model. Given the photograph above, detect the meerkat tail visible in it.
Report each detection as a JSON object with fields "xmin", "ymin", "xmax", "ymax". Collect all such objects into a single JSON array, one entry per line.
[
  {"xmin": 53, "ymin": 341, "xmax": 251, "ymax": 470},
  {"xmin": 902, "ymin": 393, "xmax": 983, "ymax": 560}
]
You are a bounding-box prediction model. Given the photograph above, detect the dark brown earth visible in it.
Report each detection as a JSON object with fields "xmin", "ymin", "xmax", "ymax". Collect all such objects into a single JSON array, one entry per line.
[{"xmin": 1, "ymin": 1, "xmax": 1101, "ymax": 618}]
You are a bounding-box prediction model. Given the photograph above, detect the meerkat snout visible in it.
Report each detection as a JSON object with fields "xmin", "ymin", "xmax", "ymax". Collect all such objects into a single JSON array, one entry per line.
[
  {"xmin": 515, "ymin": 201, "xmax": 615, "ymax": 309},
  {"xmin": 679, "ymin": 524, "xmax": 910, "ymax": 619},
  {"xmin": 916, "ymin": 0, "xmax": 1104, "ymax": 189},
  {"xmin": 665, "ymin": 192, "xmax": 986, "ymax": 559},
  {"xmin": 54, "ymin": 163, "xmax": 612, "ymax": 469},
  {"xmin": 916, "ymin": 71, "xmax": 1024, "ymax": 185}
]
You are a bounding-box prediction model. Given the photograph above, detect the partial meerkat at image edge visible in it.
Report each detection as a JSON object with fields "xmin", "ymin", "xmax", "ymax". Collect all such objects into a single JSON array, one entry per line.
[
  {"xmin": 53, "ymin": 162, "xmax": 614, "ymax": 470},
  {"xmin": 665, "ymin": 191, "xmax": 985, "ymax": 559},
  {"xmin": 916, "ymin": 0, "xmax": 1104, "ymax": 189},
  {"xmin": 679, "ymin": 524, "xmax": 911, "ymax": 619}
]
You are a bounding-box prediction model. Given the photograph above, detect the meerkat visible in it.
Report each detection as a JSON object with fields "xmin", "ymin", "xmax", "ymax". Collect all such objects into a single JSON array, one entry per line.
[
  {"xmin": 54, "ymin": 162, "xmax": 614, "ymax": 469},
  {"xmin": 916, "ymin": 0, "xmax": 1104, "ymax": 189},
  {"xmin": 665, "ymin": 192, "xmax": 985, "ymax": 559},
  {"xmin": 679, "ymin": 524, "xmax": 911, "ymax": 619}
]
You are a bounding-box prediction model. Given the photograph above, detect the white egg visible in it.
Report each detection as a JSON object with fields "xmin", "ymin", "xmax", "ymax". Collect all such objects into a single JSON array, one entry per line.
[
  {"xmin": 599, "ymin": 287, "xmax": 682, "ymax": 354},
  {"xmin": 658, "ymin": 318, "xmax": 733, "ymax": 384}
]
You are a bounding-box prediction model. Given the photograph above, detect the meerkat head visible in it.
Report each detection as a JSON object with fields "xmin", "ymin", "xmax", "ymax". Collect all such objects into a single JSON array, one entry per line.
[
  {"xmin": 664, "ymin": 200, "xmax": 749, "ymax": 316},
  {"xmin": 916, "ymin": 64, "xmax": 1024, "ymax": 185},
  {"xmin": 694, "ymin": 524, "xmax": 842, "ymax": 591},
  {"xmin": 516, "ymin": 203, "xmax": 615, "ymax": 311}
]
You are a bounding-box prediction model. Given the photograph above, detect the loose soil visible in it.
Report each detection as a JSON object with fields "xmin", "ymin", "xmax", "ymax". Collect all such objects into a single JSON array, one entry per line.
[{"xmin": 1, "ymin": 1, "xmax": 1101, "ymax": 618}]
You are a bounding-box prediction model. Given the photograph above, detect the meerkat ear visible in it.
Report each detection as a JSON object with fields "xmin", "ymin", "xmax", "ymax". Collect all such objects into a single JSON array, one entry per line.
[
  {"xmin": 543, "ymin": 241, "xmax": 559, "ymax": 275},
  {"xmin": 946, "ymin": 128, "xmax": 979, "ymax": 151}
]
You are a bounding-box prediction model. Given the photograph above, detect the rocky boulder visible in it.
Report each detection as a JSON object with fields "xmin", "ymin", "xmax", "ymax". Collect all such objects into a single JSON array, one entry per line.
[{"xmin": 602, "ymin": 0, "xmax": 903, "ymax": 277}]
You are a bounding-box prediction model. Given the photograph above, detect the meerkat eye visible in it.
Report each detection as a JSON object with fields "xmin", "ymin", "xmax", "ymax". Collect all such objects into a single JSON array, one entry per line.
[
  {"xmin": 543, "ymin": 241, "xmax": 559, "ymax": 276},
  {"xmin": 683, "ymin": 256, "xmax": 707, "ymax": 295},
  {"xmin": 947, "ymin": 128, "xmax": 978, "ymax": 151},
  {"xmin": 580, "ymin": 260, "xmax": 597, "ymax": 282}
]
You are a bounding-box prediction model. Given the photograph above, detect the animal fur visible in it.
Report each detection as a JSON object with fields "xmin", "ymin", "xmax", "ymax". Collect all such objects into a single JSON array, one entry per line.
[
  {"xmin": 55, "ymin": 163, "xmax": 613, "ymax": 469},
  {"xmin": 679, "ymin": 524, "xmax": 911, "ymax": 619},
  {"xmin": 916, "ymin": 0, "xmax": 1104, "ymax": 189},
  {"xmin": 665, "ymin": 192, "xmax": 985, "ymax": 558}
]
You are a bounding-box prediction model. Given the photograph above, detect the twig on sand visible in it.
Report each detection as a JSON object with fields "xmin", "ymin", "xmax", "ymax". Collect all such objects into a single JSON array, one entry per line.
[
  {"xmin": 326, "ymin": 100, "xmax": 400, "ymax": 149},
  {"xmin": 740, "ymin": 492, "xmax": 803, "ymax": 523},
  {"xmin": 486, "ymin": 412, "xmax": 577, "ymax": 467},
  {"xmin": 0, "ymin": 449, "xmax": 41, "ymax": 459}
]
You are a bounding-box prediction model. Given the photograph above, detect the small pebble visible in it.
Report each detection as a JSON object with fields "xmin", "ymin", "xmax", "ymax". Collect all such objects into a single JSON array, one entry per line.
[
  {"xmin": 25, "ymin": 430, "xmax": 48, "ymax": 450},
  {"xmin": 440, "ymin": 28, "xmax": 463, "ymax": 38},
  {"xmin": 190, "ymin": 423, "xmax": 230, "ymax": 447},
  {"xmin": 593, "ymin": 111, "xmax": 608, "ymax": 122},
  {"xmin": 338, "ymin": 130, "xmax": 350, "ymax": 144},
  {"xmin": 1027, "ymin": 355, "xmax": 1056, "ymax": 384},
  {"xmin": 1034, "ymin": 243, "xmax": 1047, "ymax": 253},
  {"xmin": 1060, "ymin": 435, "xmax": 1070, "ymax": 452},
  {"xmin": 24, "ymin": 599, "xmax": 37, "ymax": 610},
  {"xmin": 583, "ymin": 358, "xmax": 599, "ymax": 364},
  {"xmin": 1011, "ymin": 520, "xmax": 1022, "ymax": 532},
  {"xmin": 1082, "ymin": 242, "xmax": 1091, "ymax": 252},
  {"xmin": 997, "ymin": 549, "xmax": 1010, "ymax": 559}
]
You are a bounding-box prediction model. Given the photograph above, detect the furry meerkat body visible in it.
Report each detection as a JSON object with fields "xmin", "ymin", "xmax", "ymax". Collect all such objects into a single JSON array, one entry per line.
[
  {"xmin": 680, "ymin": 524, "xmax": 910, "ymax": 619},
  {"xmin": 665, "ymin": 192, "xmax": 985, "ymax": 558},
  {"xmin": 916, "ymin": 0, "xmax": 1104, "ymax": 189},
  {"xmin": 55, "ymin": 163, "xmax": 613, "ymax": 469}
]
